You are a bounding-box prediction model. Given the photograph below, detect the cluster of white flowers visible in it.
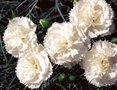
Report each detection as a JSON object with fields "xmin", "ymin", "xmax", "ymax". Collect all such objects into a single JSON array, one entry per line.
[
  {"xmin": 3, "ymin": 17, "xmax": 53, "ymax": 89},
  {"xmin": 3, "ymin": 0, "xmax": 117, "ymax": 89},
  {"xmin": 68, "ymin": 0, "xmax": 117, "ymax": 87},
  {"xmin": 43, "ymin": 0, "xmax": 116, "ymax": 87}
]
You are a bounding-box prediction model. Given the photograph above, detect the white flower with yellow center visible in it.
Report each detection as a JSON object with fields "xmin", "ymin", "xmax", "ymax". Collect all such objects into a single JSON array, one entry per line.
[
  {"xmin": 3, "ymin": 17, "xmax": 37, "ymax": 57},
  {"xmin": 16, "ymin": 44, "xmax": 53, "ymax": 89},
  {"xmin": 44, "ymin": 22, "xmax": 89, "ymax": 69},
  {"xmin": 69, "ymin": 0, "xmax": 114, "ymax": 38},
  {"xmin": 83, "ymin": 41, "xmax": 117, "ymax": 87}
]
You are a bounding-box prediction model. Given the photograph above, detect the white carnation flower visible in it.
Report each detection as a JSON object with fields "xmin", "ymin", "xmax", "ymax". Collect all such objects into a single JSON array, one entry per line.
[
  {"xmin": 3, "ymin": 17, "xmax": 37, "ymax": 57},
  {"xmin": 44, "ymin": 22, "xmax": 89, "ymax": 69},
  {"xmin": 16, "ymin": 44, "xmax": 53, "ymax": 89},
  {"xmin": 69, "ymin": 0, "xmax": 114, "ymax": 38},
  {"xmin": 83, "ymin": 40, "xmax": 117, "ymax": 87}
]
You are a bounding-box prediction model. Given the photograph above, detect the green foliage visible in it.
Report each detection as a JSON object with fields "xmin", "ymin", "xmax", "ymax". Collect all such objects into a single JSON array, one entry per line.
[
  {"xmin": 11, "ymin": 10, "xmax": 16, "ymax": 18},
  {"xmin": 58, "ymin": 73, "xmax": 66, "ymax": 82},
  {"xmin": 72, "ymin": 0, "xmax": 79, "ymax": 5},
  {"xmin": 39, "ymin": 19, "xmax": 50, "ymax": 28},
  {"xmin": 111, "ymin": 37, "xmax": 117, "ymax": 43},
  {"xmin": 68, "ymin": 75, "xmax": 76, "ymax": 81}
]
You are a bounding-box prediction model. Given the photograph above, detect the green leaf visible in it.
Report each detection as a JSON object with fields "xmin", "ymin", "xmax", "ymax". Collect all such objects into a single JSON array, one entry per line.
[
  {"xmin": 28, "ymin": 14, "xmax": 33, "ymax": 21},
  {"xmin": 72, "ymin": 0, "xmax": 78, "ymax": 5},
  {"xmin": 68, "ymin": 75, "xmax": 76, "ymax": 81},
  {"xmin": 11, "ymin": 10, "xmax": 16, "ymax": 18},
  {"xmin": 58, "ymin": 73, "xmax": 66, "ymax": 82},
  {"xmin": 39, "ymin": 19, "xmax": 50, "ymax": 28},
  {"xmin": 111, "ymin": 37, "xmax": 117, "ymax": 43}
]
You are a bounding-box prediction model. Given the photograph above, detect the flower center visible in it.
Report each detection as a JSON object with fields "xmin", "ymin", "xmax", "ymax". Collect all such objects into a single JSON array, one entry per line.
[
  {"xmin": 22, "ymin": 58, "xmax": 40, "ymax": 82},
  {"xmin": 91, "ymin": 5, "xmax": 102, "ymax": 26},
  {"xmin": 96, "ymin": 55, "xmax": 111, "ymax": 76},
  {"xmin": 77, "ymin": 4, "xmax": 102, "ymax": 29},
  {"xmin": 29, "ymin": 58, "xmax": 40, "ymax": 70},
  {"xmin": 100, "ymin": 58, "xmax": 110, "ymax": 73},
  {"xmin": 58, "ymin": 40, "xmax": 68, "ymax": 52}
]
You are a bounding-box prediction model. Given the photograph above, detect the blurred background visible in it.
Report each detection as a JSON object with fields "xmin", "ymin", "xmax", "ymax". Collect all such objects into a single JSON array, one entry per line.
[{"xmin": 0, "ymin": 0, "xmax": 117, "ymax": 90}]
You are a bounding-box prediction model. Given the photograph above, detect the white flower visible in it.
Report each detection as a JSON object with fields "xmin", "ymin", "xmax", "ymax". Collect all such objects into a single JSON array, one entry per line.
[
  {"xmin": 16, "ymin": 44, "xmax": 53, "ymax": 89},
  {"xmin": 3, "ymin": 17, "xmax": 37, "ymax": 57},
  {"xmin": 44, "ymin": 22, "xmax": 89, "ymax": 69},
  {"xmin": 83, "ymin": 40, "xmax": 117, "ymax": 87},
  {"xmin": 69, "ymin": 0, "xmax": 114, "ymax": 38}
]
